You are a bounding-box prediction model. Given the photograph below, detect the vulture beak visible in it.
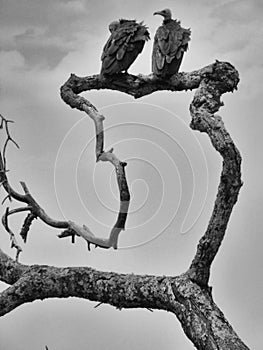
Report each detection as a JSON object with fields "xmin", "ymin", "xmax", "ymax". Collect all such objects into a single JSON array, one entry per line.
[{"xmin": 153, "ymin": 11, "xmax": 163, "ymax": 16}]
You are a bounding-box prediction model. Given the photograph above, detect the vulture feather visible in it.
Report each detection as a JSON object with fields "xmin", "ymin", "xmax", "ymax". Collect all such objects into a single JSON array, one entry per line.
[
  {"xmin": 101, "ymin": 19, "xmax": 150, "ymax": 75},
  {"xmin": 152, "ymin": 9, "xmax": 191, "ymax": 77}
]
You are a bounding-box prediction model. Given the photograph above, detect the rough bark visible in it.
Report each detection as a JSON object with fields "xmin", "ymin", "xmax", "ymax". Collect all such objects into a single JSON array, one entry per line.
[
  {"xmin": 0, "ymin": 247, "xmax": 248, "ymax": 349},
  {"xmin": 0, "ymin": 61, "xmax": 249, "ymax": 349},
  {"xmin": 187, "ymin": 63, "xmax": 242, "ymax": 286}
]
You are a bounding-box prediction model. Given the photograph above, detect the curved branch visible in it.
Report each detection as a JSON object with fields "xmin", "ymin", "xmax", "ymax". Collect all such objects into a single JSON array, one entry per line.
[
  {"xmin": 2, "ymin": 207, "xmax": 23, "ymax": 260},
  {"xmin": 60, "ymin": 74, "xmax": 131, "ymax": 250},
  {"xmin": 61, "ymin": 60, "xmax": 241, "ymax": 286},
  {"xmin": 1, "ymin": 61, "xmax": 240, "ymax": 262},
  {"xmin": 0, "ymin": 115, "xmax": 19, "ymax": 171},
  {"xmin": 59, "ymin": 63, "xmax": 224, "ymax": 251},
  {"xmin": 187, "ymin": 62, "xmax": 242, "ymax": 285},
  {"xmin": 0, "ymin": 61, "xmax": 249, "ymax": 349}
]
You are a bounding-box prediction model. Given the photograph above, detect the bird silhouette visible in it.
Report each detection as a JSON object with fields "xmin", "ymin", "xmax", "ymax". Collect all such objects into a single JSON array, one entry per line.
[
  {"xmin": 152, "ymin": 9, "xmax": 191, "ymax": 77},
  {"xmin": 101, "ymin": 19, "xmax": 150, "ymax": 76}
]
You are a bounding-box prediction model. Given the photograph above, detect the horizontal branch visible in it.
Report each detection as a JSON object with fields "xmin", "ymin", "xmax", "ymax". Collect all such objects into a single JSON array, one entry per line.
[
  {"xmin": 60, "ymin": 63, "xmax": 217, "ymax": 100},
  {"xmin": 0, "ymin": 249, "xmax": 249, "ymax": 349},
  {"xmin": 0, "ymin": 252, "xmax": 173, "ymax": 316}
]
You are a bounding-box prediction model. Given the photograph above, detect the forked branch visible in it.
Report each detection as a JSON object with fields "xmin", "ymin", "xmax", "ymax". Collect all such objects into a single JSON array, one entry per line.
[
  {"xmin": 0, "ymin": 62, "xmax": 250, "ymax": 349},
  {"xmin": 60, "ymin": 61, "xmax": 241, "ymax": 287},
  {"xmin": 0, "ymin": 104, "xmax": 130, "ymax": 257},
  {"xmin": 1, "ymin": 61, "xmax": 241, "ymax": 277}
]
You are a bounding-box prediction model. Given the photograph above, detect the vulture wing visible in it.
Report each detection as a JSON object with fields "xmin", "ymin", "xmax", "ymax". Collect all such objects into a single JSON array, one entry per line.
[
  {"xmin": 152, "ymin": 20, "xmax": 191, "ymax": 76},
  {"xmin": 101, "ymin": 19, "xmax": 150, "ymax": 75}
]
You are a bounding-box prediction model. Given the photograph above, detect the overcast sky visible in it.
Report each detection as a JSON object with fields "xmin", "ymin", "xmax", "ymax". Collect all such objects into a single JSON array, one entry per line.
[{"xmin": 0, "ymin": 0, "xmax": 262, "ymax": 349}]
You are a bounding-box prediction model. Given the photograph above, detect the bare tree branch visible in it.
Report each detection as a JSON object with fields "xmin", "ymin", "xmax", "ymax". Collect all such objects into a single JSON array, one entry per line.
[
  {"xmin": 0, "ymin": 98, "xmax": 130, "ymax": 254},
  {"xmin": 20, "ymin": 212, "xmax": 37, "ymax": 243},
  {"xmin": 0, "ymin": 114, "xmax": 19, "ymax": 170},
  {"xmin": 0, "ymin": 248, "xmax": 249, "ymax": 349},
  {"xmin": 60, "ymin": 64, "xmax": 216, "ymax": 100},
  {"xmin": 59, "ymin": 85, "xmax": 131, "ymax": 248},
  {"xmin": 186, "ymin": 62, "xmax": 242, "ymax": 286},
  {"xmin": 2, "ymin": 207, "xmax": 23, "ymax": 260},
  {"xmin": 60, "ymin": 60, "xmax": 241, "ymax": 286},
  {"xmin": 0, "ymin": 61, "xmax": 250, "ymax": 349}
]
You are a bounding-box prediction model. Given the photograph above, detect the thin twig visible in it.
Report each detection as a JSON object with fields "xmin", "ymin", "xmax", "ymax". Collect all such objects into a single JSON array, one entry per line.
[
  {"xmin": 0, "ymin": 114, "xmax": 19, "ymax": 171},
  {"xmin": 2, "ymin": 207, "xmax": 22, "ymax": 260},
  {"xmin": 94, "ymin": 302, "xmax": 103, "ymax": 309}
]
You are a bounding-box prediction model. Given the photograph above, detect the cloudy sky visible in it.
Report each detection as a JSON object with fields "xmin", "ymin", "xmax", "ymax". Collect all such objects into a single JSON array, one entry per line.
[{"xmin": 0, "ymin": 0, "xmax": 262, "ymax": 349}]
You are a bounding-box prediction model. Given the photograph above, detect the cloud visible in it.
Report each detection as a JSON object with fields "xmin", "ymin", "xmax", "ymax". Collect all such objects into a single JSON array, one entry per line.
[
  {"xmin": 0, "ymin": 0, "xmax": 120, "ymax": 69},
  {"xmin": 0, "ymin": 0, "xmax": 157, "ymax": 70},
  {"xmin": 212, "ymin": 0, "xmax": 263, "ymax": 23},
  {"xmin": 14, "ymin": 28, "xmax": 73, "ymax": 69},
  {"xmin": 209, "ymin": 1, "xmax": 263, "ymax": 58},
  {"xmin": 202, "ymin": 0, "xmax": 263, "ymax": 99},
  {"xmin": 0, "ymin": 50, "xmax": 25, "ymax": 71}
]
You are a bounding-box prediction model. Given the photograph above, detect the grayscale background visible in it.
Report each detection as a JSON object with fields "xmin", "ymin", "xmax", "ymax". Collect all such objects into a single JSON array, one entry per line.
[{"xmin": 0, "ymin": 0, "xmax": 262, "ymax": 349}]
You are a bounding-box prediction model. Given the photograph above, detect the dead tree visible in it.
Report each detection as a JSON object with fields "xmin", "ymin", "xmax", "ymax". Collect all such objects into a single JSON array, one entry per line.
[{"xmin": 0, "ymin": 61, "xmax": 250, "ymax": 349}]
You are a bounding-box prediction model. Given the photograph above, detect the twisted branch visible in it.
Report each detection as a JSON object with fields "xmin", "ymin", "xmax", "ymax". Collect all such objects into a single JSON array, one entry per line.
[
  {"xmin": 1, "ymin": 61, "xmax": 241, "ymax": 278},
  {"xmin": 60, "ymin": 61, "xmax": 241, "ymax": 287},
  {"xmin": 56, "ymin": 101, "xmax": 131, "ymax": 249},
  {"xmin": 0, "ymin": 61, "xmax": 250, "ymax": 349},
  {"xmin": 0, "ymin": 107, "xmax": 130, "ymax": 255},
  {"xmin": 187, "ymin": 63, "xmax": 242, "ymax": 285}
]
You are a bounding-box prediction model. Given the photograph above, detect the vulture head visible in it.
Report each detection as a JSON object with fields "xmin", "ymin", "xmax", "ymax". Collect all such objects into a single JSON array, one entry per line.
[
  {"xmin": 153, "ymin": 8, "xmax": 172, "ymax": 20},
  {"xmin": 108, "ymin": 21, "xmax": 119, "ymax": 33}
]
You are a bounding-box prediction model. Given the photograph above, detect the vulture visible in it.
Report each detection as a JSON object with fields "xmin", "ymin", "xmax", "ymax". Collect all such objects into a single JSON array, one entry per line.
[
  {"xmin": 152, "ymin": 9, "xmax": 191, "ymax": 77},
  {"xmin": 101, "ymin": 19, "xmax": 150, "ymax": 75}
]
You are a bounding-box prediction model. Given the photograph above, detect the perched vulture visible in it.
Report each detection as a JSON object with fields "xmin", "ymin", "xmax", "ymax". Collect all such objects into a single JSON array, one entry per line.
[
  {"xmin": 101, "ymin": 19, "xmax": 150, "ymax": 75},
  {"xmin": 152, "ymin": 9, "xmax": 191, "ymax": 77}
]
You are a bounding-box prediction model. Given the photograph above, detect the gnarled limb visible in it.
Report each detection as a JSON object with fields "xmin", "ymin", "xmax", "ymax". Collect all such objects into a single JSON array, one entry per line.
[
  {"xmin": 58, "ymin": 83, "xmax": 131, "ymax": 249},
  {"xmin": 60, "ymin": 61, "xmax": 241, "ymax": 286},
  {"xmin": 0, "ymin": 113, "xmax": 130, "ymax": 253},
  {"xmin": 0, "ymin": 247, "xmax": 249, "ymax": 349},
  {"xmin": 186, "ymin": 62, "xmax": 242, "ymax": 286},
  {"xmin": 0, "ymin": 61, "xmax": 250, "ymax": 349},
  {"xmin": 60, "ymin": 63, "xmax": 217, "ymax": 99}
]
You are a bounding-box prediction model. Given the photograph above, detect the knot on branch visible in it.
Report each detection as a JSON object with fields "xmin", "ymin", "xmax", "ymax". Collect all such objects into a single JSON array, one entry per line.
[{"xmin": 206, "ymin": 61, "xmax": 239, "ymax": 93}]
